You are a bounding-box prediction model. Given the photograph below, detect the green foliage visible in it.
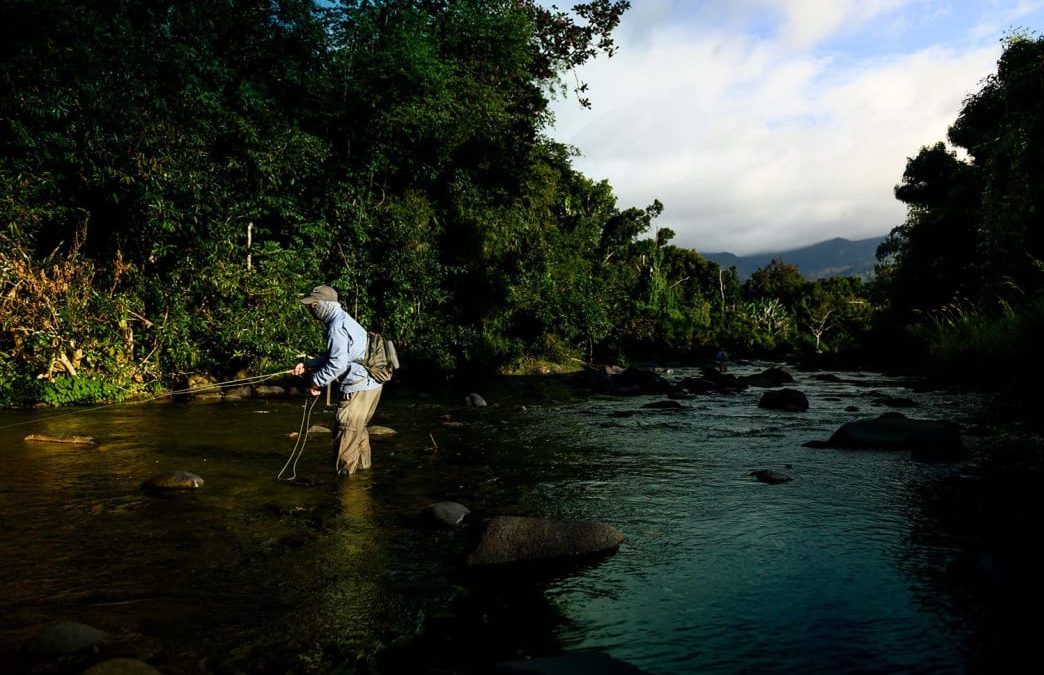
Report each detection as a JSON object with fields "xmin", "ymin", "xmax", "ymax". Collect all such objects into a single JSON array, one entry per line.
[
  {"xmin": 912, "ymin": 294, "xmax": 1044, "ymax": 388},
  {"xmin": 744, "ymin": 259, "xmax": 807, "ymax": 310},
  {"xmin": 1, "ymin": 0, "xmax": 899, "ymax": 407},
  {"xmin": 37, "ymin": 375, "xmax": 130, "ymax": 407}
]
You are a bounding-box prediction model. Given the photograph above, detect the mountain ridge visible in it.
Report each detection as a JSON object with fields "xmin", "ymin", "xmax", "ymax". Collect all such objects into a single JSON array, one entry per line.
[{"xmin": 699, "ymin": 235, "xmax": 886, "ymax": 280}]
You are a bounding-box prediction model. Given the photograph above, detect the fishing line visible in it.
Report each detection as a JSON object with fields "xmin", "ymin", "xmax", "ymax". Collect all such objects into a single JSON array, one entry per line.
[
  {"xmin": 277, "ymin": 393, "xmax": 321, "ymax": 481},
  {"xmin": 0, "ymin": 370, "xmax": 293, "ymax": 431}
]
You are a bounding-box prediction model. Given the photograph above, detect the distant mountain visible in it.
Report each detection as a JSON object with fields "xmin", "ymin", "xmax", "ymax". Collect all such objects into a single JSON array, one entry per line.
[{"xmin": 699, "ymin": 235, "xmax": 886, "ymax": 281}]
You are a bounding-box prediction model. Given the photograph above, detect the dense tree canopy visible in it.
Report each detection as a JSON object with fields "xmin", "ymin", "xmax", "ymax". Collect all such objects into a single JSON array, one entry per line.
[
  {"xmin": 875, "ymin": 33, "xmax": 1044, "ymax": 384},
  {"xmin": 0, "ymin": 0, "xmax": 888, "ymax": 406}
]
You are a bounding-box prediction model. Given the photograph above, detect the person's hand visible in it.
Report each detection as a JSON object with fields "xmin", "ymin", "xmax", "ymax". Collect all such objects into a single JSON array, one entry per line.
[
  {"xmin": 309, "ymin": 384, "xmax": 322, "ymax": 397},
  {"xmin": 291, "ymin": 362, "xmax": 306, "ymax": 377}
]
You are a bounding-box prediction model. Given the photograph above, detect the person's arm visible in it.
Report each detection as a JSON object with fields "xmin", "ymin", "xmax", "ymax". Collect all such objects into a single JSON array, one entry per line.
[{"xmin": 310, "ymin": 324, "xmax": 350, "ymax": 389}]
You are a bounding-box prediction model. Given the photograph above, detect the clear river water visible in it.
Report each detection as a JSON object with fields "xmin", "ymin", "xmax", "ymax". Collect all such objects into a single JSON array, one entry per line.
[{"xmin": 0, "ymin": 362, "xmax": 1037, "ymax": 674}]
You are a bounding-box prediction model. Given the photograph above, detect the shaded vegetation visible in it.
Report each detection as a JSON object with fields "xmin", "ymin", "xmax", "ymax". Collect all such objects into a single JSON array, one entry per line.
[{"xmin": 874, "ymin": 32, "xmax": 1044, "ymax": 405}]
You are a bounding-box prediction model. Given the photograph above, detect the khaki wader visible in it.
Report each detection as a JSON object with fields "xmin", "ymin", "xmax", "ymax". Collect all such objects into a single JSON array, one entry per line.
[{"xmin": 334, "ymin": 386, "xmax": 383, "ymax": 475}]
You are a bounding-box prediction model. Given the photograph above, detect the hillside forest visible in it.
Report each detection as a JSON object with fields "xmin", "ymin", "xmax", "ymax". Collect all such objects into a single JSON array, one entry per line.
[{"xmin": 1, "ymin": 1, "xmax": 1042, "ymax": 407}]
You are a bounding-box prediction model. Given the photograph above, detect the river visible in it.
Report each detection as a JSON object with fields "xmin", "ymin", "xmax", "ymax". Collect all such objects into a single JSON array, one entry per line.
[{"xmin": 0, "ymin": 362, "xmax": 1036, "ymax": 673}]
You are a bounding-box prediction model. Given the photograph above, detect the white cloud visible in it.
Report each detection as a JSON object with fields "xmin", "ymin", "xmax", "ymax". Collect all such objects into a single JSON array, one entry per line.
[
  {"xmin": 970, "ymin": 0, "xmax": 1044, "ymax": 39},
  {"xmin": 549, "ymin": 2, "xmax": 1013, "ymax": 254}
]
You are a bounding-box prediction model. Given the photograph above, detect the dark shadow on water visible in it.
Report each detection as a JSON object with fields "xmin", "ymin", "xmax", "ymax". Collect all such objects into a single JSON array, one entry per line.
[
  {"xmin": 375, "ymin": 565, "xmax": 593, "ymax": 675},
  {"xmin": 902, "ymin": 437, "xmax": 1044, "ymax": 672}
]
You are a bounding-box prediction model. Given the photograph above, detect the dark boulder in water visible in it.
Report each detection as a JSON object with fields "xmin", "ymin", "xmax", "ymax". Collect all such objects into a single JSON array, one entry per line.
[
  {"xmin": 742, "ymin": 367, "xmax": 795, "ymax": 388},
  {"xmin": 807, "ymin": 413, "xmax": 964, "ymax": 459},
  {"xmin": 748, "ymin": 470, "xmax": 793, "ymax": 484},
  {"xmin": 757, "ymin": 388, "xmax": 809, "ymax": 411},
  {"xmin": 141, "ymin": 471, "xmax": 204, "ymax": 490},
  {"xmin": 467, "ymin": 516, "xmax": 624, "ymax": 566}
]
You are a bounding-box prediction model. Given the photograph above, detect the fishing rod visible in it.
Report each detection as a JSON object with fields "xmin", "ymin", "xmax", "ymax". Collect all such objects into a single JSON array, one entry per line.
[
  {"xmin": 0, "ymin": 369, "xmax": 295, "ymax": 431},
  {"xmin": 277, "ymin": 393, "xmax": 322, "ymax": 481}
]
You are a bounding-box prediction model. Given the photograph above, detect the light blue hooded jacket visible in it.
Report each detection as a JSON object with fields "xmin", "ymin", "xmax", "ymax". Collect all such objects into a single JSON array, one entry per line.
[{"xmin": 304, "ymin": 301, "xmax": 382, "ymax": 395}]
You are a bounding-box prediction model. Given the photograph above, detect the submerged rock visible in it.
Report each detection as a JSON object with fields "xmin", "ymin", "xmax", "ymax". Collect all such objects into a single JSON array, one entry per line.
[
  {"xmin": 467, "ymin": 516, "xmax": 624, "ymax": 566},
  {"xmin": 641, "ymin": 399, "xmax": 685, "ymax": 410},
  {"xmin": 422, "ymin": 501, "xmax": 471, "ymax": 527},
  {"xmin": 367, "ymin": 425, "xmax": 398, "ymax": 437},
  {"xmin": 748, "ymin": 470, "xmax": 793, "ymax": 484},
  {"xmin": 141, "ymin": 471, "xmax": 204, "ymax": 490},
  {"xmin": 24, "ymin": 621, "xmax": 110, "ymax": 655},
  {"xmin": 813, "ymin": 373, "xmax": 842, "ymax": 382},
  {"xmin": 465, "ymin": 393, "xmax": 488, "ymax": 407}
]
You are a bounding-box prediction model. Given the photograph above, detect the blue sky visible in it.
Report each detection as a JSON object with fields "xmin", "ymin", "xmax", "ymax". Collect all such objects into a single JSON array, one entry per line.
[{"xmin": 547, "ymin": 0, "xmax": 1044, "ymax": 255}]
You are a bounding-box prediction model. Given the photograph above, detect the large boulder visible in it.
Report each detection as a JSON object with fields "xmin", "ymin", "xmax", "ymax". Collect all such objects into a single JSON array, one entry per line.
[
  {"xmin": 757, "ymin": 388, "xmax": 809, "ymax": 412},
  {"xmin": 186, "ymin": 374, "xmax": 221, "ymax": 401},
  {"xmin": 809, "ymin": 413, "xmax": 964, "ymax": 458},
  {"xmin": 467, "ymin": 516, "xmax": 624, "ymax": 566}
]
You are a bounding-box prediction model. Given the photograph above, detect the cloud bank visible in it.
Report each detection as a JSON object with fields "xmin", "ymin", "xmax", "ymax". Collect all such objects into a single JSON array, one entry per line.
[{"xmin": 548, "ymin": 0, "xmax": 1042, "ymax": 254}]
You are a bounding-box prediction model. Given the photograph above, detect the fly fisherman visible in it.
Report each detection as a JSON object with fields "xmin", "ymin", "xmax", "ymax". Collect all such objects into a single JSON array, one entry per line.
[{"xmin": 291, "ymin": 285, "xmax": 383, "ymax": 476}]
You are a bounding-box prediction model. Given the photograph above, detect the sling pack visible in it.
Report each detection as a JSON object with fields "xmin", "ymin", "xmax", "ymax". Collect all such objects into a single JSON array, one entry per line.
[{"xmin": 356, "ymin": 332, "xmax": 399, "ymax": 383}]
